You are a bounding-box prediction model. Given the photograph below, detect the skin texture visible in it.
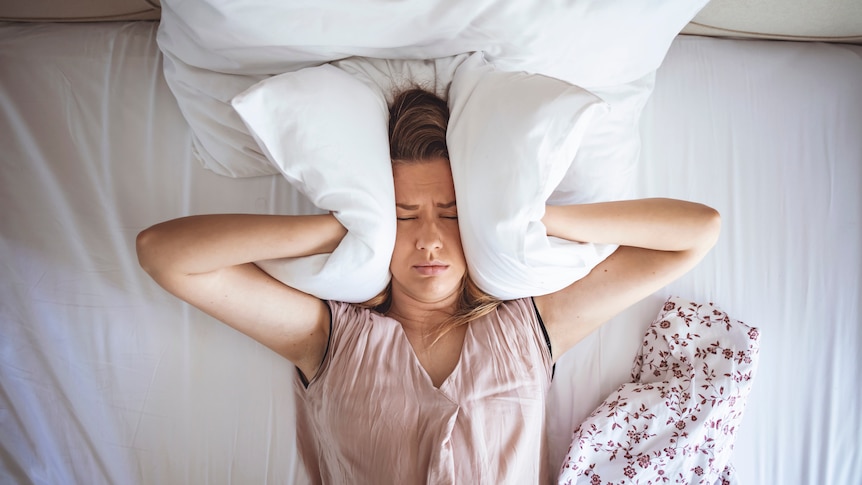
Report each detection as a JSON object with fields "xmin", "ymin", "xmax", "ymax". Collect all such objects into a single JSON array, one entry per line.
[
  {"xmin": 386, "ymin": 159, "xmax": 470, "ymax": 386},
  {"xmin": 136, "ymin": 214, "xmax": 341, "ymax": 380},
  {"xmin": 387, "ymin": 159, "xmax": 466, "ymax": 330},
  {"xmin": 137, "ymin": 158, "xmax": 720, "ymax": 384},
  {"xmin": 536, "ymin": 200, "xmax": 720, "ymax": 360}
]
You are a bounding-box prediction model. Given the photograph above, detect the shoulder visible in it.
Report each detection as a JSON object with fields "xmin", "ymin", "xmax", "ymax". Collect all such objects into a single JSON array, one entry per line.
[
  {"xmin": 476, "ymin": 298, "xmax": 550, "ymax": 354},
  {"xmin": 326, "ymin": 301, "xmax": 401, "ymax": 331},
  {"xmin": 298, "ymin": 301, "xmax": 368, "ymax": 387},
  {"xmin": 327, "ymin": 300, "xmax": 366, "ymax": 323},
  {"xmin": 298, "ymin": 301, "xmax": 405, "ymax": 391},
  {"xmin": 470, "ymin": 298, "xmax": 553, "ymax": 382},
  {"xmin": 325, "ymin": 300, "xmax": 388, "ymax": 341},
  {"xmin": 486, "ymin": 298, "xmax": 541, "ymax": 327}
]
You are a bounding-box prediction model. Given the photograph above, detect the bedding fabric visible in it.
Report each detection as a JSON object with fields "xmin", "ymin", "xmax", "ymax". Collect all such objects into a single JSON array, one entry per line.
[
  {"xmin": 232, "ymin": 64, "xmax": 395, "ymax": 302},
  {"xmin": 1, "ymin": 21, "xmax": 862, "ymax": 485},
  {"xmin": 446, "ymin": 53, "xmax": 614, "ymax": 299},
  {"xmin": 230, "ymin": 55, "xmax": 472, "ymax": 302},
  {"xmin": 232, "ymin": 50, "xmax": 623, "ymax": 301},
  {"xmin": 158, "ymin": 0, "xmax": 707, "ymax": 85},
  {"xmin": 156, "ymin": 0, "xmax": 706, "ymax": 179},
  {"xmin": 557, "ymin": 297, "xmax": 760, "ymax": 484}
]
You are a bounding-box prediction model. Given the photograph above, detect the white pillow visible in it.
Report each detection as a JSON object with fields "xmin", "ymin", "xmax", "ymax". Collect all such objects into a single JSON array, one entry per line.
[
  {"xmin": 158, "ymin": 0, "xmax": 707, "ymax": 178},
  {"xmin": 230, "ymin": 54, "xmax": 649, "ymax": 301},
  {"xmin": 160, "ymin": 0, "xmax": 706, "ymax": 87},
  {"xmin": 447, "ymin": 53, "xmax": 612, "ymax": 299},
  {"xmin": 161, "ymin": 51, "xmax": 273, "ymax": 177},
  {"xmin": 231, "ymin": 64, "xmax": 395, "ymax": 302},
  {"xmin": 548, "ymin": 72, "xmax": 657, "ymax": 206},
  {"xmin": 332, "ymin": 55, "xmax": 470, "ymax": 107}
]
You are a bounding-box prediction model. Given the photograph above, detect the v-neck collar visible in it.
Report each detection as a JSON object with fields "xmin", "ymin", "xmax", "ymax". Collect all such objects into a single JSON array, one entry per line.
[{"xmin": 389, "ymin": 316, "xmax": 472, "ymax": 394}]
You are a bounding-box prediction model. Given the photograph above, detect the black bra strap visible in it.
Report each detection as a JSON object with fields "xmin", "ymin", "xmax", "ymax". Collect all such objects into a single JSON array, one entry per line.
[{"xmin": 531, "ymin": 297, "xmax": 555, "ymax": 379}]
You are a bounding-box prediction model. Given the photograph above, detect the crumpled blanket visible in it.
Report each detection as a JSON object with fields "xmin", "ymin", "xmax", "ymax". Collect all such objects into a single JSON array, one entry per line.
[{"xmin": 558, "ymin": 297, "xmax": 760, "ymax": 484}]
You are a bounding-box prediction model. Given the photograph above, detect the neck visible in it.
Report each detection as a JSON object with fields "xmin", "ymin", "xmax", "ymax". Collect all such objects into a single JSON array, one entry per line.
[{"xmin": 387, "ymin": 293, "xmax": 459, "ymax": 337}]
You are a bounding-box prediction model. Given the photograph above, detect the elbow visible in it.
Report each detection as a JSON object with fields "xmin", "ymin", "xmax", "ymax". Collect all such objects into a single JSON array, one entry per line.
[
  {"xmin": 697, "ymin": 205, "xmax": 722, "ymax": 252},
  {"xmin": 135, "ymin": 226, "xmax": 161, "ymax": 276},
  {"xmin": 675, "ymin": 205, "xmax": 720, "ymax": 263}
]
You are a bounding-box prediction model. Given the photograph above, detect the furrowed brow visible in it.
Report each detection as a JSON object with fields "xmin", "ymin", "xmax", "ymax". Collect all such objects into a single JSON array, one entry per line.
[
  {"xmin": 396, "ymin": 203, "xmax": 420, "ymax": 210},
  {"xmin": 436, "ymin": 201, "xmax": 457, "ymax": 209}
]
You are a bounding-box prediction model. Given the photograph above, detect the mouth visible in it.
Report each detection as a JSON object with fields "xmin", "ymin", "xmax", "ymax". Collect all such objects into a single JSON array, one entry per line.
[{"xmin": 413, "ymin": 262, "xmax": 449, "ymax": 276}]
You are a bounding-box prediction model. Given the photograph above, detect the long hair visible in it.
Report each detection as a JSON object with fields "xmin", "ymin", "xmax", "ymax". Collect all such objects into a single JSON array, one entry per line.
[{"xmin": 358, "ymin": 88, "xmax": 501, "ymax": 343}]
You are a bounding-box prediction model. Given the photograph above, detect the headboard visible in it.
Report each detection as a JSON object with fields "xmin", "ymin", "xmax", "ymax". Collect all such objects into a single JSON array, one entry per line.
[
  {"xmin": 2, "ymin": 0, "xmax": 860, "ymax": 44},
  {"xmin": 680, "ymin": 0, "xmax": 862, "ymax": 43},
  {"xmin": 0, "ymin": 0, "xmax": 161, "ymax": 22}
]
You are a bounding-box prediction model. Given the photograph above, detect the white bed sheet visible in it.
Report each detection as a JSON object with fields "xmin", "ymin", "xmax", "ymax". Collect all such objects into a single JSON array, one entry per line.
[{"xmin": 1, "ymin": 22, "xmax": 860, "ymax": 484}]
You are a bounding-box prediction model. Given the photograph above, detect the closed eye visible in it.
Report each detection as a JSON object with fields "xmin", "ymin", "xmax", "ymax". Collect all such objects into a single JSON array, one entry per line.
[{"xmin": 396, "ymin": 217, "xmax": 416, "ymax": 221}]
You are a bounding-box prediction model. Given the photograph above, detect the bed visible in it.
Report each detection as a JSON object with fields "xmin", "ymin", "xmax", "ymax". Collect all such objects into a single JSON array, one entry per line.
[{"xmin": 1, "ymin": 1, "xmax": 860, "ymax": 484}]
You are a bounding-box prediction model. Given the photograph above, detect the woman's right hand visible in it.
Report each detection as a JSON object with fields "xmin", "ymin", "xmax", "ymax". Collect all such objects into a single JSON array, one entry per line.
[{"xmin": 136, "ymin": 214, "xmax": 347, "ymax": 381}]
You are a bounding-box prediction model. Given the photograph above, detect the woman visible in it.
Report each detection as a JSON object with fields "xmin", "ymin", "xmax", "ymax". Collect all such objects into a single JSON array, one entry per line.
[{"xmin": 136, "ymin": 89, "xmax": 720, "ymax": 483}]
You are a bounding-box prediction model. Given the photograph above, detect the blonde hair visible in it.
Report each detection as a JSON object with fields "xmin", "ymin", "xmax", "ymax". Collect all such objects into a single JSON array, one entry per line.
[
  {"xmin": 388, "ymin": 88, "xmax": 450, "ymax": 162},
  {"xmin": 358, "ymin": 88, "xmax": 501, "ymax": 343}
]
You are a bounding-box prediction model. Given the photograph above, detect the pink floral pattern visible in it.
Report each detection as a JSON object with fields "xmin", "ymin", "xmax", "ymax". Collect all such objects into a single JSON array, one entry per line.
[{"xmin": 558, "ymin": 297, "xmax": 760, "ymax": 485}]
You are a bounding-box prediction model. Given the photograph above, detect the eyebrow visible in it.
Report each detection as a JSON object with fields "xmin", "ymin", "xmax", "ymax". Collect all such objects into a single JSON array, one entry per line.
[{"xmin": 396, "ymin": 201, "xmax": 456, "ymax": 210}]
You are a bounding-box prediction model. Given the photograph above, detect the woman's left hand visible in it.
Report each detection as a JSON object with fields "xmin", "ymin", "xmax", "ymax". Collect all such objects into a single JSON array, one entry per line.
[{"xmin": 535, "ymin": 198, "xmax": 720, "ymax": 362}]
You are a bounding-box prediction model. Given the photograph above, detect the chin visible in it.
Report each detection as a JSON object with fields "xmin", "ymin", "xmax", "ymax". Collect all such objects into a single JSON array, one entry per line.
[
  {"xmin": 421, "ymin": 282, "xmax": 460, "ymax": 300},
  {"xmin": 401, "ymin": 278, "xmax": 462, "ymax": 304}
]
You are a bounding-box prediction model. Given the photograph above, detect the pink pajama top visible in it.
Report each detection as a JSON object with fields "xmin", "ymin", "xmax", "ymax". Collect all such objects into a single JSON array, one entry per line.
[{"xmin": 293, "ymin": 298, "xmax": 554, "ymax": 484}]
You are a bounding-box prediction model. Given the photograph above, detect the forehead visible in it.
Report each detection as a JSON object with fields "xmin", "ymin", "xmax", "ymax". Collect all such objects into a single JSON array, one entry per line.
[{"xmin": 392, "ymin": 158, "xmax": 455, "ymax": 200}]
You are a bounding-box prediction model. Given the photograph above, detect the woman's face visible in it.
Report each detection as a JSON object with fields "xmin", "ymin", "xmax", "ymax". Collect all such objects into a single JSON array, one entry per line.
[{"xmin": 390, "ymin": 158, "xmax": 467, "ymax": 306}]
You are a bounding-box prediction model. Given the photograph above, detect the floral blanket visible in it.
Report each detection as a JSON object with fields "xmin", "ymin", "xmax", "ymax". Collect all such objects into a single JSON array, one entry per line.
[{"xmin": 558, "ymin": 297, "xmax": 760, "ymax": 484}]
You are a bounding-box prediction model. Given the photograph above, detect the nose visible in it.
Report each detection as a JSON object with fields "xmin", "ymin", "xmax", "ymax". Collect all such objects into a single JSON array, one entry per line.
[{"xmin": 415, "ymin": 219, "xmax": 443, "ymax": 251}]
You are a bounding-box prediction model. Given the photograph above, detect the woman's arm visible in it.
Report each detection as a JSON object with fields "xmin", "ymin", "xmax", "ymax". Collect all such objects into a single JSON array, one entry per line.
[
  {"xmin": 534, "ymin": 198, "xmax": 720, "ymax": 362},
  {"xmin": 137, "ymin": 214, "xmax": 347, "ymax": 379}
]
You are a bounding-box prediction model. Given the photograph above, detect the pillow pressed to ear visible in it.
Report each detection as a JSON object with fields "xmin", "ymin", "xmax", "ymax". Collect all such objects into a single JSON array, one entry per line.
[
  {"xmin": 231, "ymin": 64, "xmax": 394, "ymax": 302},
  {"xmin": 447, "ymin": 53, "xmax": 613, "ymax": 300},
  {"xmin": 228, "ymin": 52, "xmax": 648, "ymax": 302}
]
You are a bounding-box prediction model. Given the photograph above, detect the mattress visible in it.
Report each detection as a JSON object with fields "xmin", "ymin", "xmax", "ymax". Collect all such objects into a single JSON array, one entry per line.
[{"xmin": 1, "ymin": 21, "xmax": 860, "ymax": 484}]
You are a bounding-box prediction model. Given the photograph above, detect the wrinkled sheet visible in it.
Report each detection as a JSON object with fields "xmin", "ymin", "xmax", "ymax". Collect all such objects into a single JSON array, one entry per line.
[{"xmin": 1, "ymin": 22, "xmax": 861, "ymax": 485}]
